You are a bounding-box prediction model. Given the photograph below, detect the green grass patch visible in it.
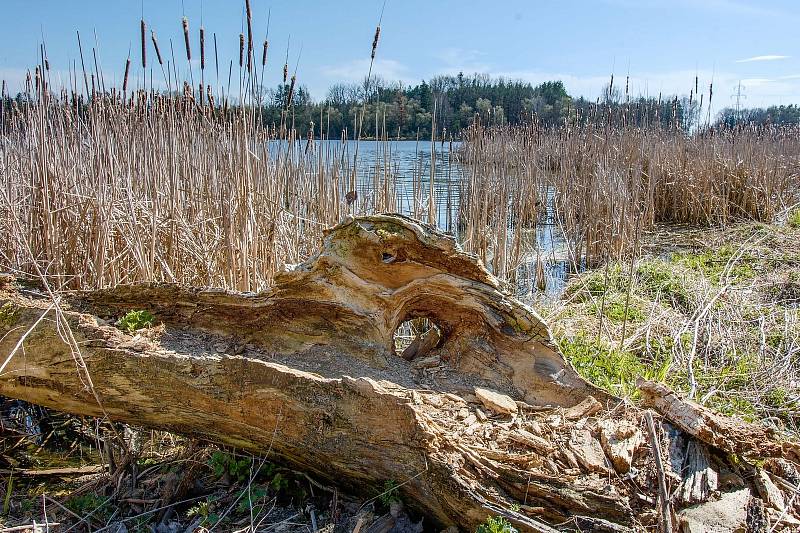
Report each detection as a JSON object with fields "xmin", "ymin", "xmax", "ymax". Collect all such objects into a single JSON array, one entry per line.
[
  {"xmin": 636, "ymin": 260, "xmax": 691, "ymax": 309},
  {"xmin": 591, "ymin": 294, "xmax": 646, "ymax": 323},
  {"xmin": 558, "ymin": 334, "xmax": 669, "ymax": 398},
  {"xmin": 566, "ymin": 263, "xmax": 625, "ymax": 300},
  {"xmin": 65, "ymin": 493, "xmax": 112, "ymax": 522},
  {"xmin": 672, "ymin": 245, "xmax": 755, "ymax": 284},
  {"xmin": 789, "ymin": 208, "xmax": 800, "ymax": 228},
  {"xmin": 0, "ymin": 302, "xmax": 20, "ymax": 328}
]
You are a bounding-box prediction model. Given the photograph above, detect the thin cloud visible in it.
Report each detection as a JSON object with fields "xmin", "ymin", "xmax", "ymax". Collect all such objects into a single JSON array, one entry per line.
[
  {"xmin": 435, "ymin": 47, "xmax": 491, "ymax": 74},
  {"xmin": 320, "ymin": 58, "xmax": 414, "ymax": 86},
  {"xmin": 736, "ymin": 55, "xmax": 790, "ymax": 63}
]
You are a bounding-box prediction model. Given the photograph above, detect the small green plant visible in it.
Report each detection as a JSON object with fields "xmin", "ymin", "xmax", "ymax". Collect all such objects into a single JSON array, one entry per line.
[
  {"xmin": 187, "ymin": 497, "xmax": 220, "ymax": 527},
  {"xmin": 476, "ymin": 516, "xmax": 518, "ymax": 533},
  {"xmin": 270, "ymin": 471, "xmax": 289, "ymax": 492},
  {"xmin": 116, "ymin": 309, "xmax": 155, "ymax": 333},
  {"xmin": 379, "ymin": 479, "xmax": 401, "ymax": 507},
  {"xmin": 236, "ymin": 486, "xmax": 269, "ymax": 513},
  {"xmin": 209, "ymin": 450, "xmax": 252, "ymax": 483}
]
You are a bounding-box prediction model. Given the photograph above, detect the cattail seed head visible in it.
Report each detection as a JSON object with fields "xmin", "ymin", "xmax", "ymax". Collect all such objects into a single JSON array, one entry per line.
[
  {"xmin": 200, "ymin": 27, "xmax": 206, "ymax": 70},
  {"xmin": 283, "ymin": 62, "xmax": 288, "ymax": 83},
  {"xmin": 286, "ymin": 73, "xmax": 296, "ymax": 107},
  {"xmin": 123, "ymin": 57, "xmax": 131, "ymax": 92},
  {"xmin": 182, "ymin": 17, "xmax": 191, "ymax": 61},
  {"xmin": 371, "ymin": 26, "xmax": 381, "ymax": 60},
  {"xmin": 262, "ymin": 40, "xmax": 269, "ymax": 67},
  {"xmin": 245, "ymin": 0, "xmax": 253, "ymax": 72},
  {"xmin": 140, "ymin": 19, "xmax": 147, "ymax": 68},
  {"xmin": 239, "ymin": 33, "xmax": 245, "ymax": 68},
  {"xmin": 151, "ymin": 31, "xmax": 164, "ymax": 65}
]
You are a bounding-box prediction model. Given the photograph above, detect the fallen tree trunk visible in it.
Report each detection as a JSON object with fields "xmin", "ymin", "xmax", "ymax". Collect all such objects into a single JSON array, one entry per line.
[{"xmin": 1, "ymin": 214, "xmax": 798, "ymax": 531}]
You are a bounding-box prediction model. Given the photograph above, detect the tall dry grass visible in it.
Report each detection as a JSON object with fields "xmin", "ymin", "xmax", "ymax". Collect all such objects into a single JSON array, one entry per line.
[
  {"xmin": 0, "ymin": 90, "xmax": 398, "ymax": 292},
  {"xmin": 458, "ymin": 121, "xmax": 800, "ymax": 276}
]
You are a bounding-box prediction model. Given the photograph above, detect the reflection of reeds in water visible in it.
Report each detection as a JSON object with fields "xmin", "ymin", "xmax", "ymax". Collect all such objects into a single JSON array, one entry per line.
[{"xmin": 459, "ymin": 122, "xmax": 800, "ymax": 278}]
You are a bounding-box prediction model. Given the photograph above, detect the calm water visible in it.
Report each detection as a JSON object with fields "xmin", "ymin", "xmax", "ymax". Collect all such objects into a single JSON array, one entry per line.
[{"xmin": 296, "ymin": 140, "xmax": 573, "ymax": 302}]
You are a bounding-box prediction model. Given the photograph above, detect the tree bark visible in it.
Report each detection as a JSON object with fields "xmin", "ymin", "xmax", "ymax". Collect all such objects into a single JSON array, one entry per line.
[{"xmin": 0, "ymin": 215, "xmax": 797, "ymax": 531}]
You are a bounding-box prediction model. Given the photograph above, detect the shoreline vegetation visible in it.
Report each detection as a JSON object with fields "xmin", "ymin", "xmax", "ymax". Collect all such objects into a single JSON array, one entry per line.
[{"xmin": 1, "ymin": 0, "xmax": 800, "ymax": 530}]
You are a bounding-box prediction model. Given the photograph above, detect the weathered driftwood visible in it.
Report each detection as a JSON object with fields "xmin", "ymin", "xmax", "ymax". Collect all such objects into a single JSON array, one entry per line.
[{"xmin": 0, "ymin": 215, "xmax": 798, "ymax": 531}]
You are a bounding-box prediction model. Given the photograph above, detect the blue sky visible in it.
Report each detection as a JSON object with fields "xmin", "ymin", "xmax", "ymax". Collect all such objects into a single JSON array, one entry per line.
[{"xmin": 1, "ymin": 0, "xmax": 799, "ymax": 114}]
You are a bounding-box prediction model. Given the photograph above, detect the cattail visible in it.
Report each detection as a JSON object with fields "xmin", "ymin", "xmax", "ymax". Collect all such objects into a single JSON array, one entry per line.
[
  {"xmin": 151, "ymin": 31, "xmax": 164, "ymax": 65},
  {"xmin": 140, "ymin": 19, "xmax": 147, "ymax": 68},
  {"xmin": 44, "ymin": 59, "xmax": 50, "ymax": 71},
  {"xmin": 239, "ymin": 33, "xmax": 245, "ymax": 68},
  {"xmin": 213, "ymin": 33, "xmax": 219, "ymax": 79},
  {"xmin": 371, "ymin": 26, "xmax": 381, "ymax": 60},
  {"xmin": 283, "ymin": 62, "xmax": 288, "ymax": 83},
  {"xmin": 261, "ymin": 39, "xmax": 269, "ymax": 67},
  {"xmin": 200, "ymin": 27, "xmax": 205, "ymax": 70},
  {"xmin": 245, "ymin": 0, "xmax": 253, "ymax": 72},
  {"xmin": 286, "ymin": 73, "xmax": 296, "ymax": 107},
  {"xmin": 122, "ymin": 57, "xmax": 131, "ymax": 92},
  {"xmin": 182, "ymin": 17, "xmax": 191, "ymax": 61}
]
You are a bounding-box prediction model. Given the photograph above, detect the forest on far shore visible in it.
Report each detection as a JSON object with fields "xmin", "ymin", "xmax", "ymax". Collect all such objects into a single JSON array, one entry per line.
[{"xmin": 256, "ymin": 72, "xmax": 800, "ymax": 138}]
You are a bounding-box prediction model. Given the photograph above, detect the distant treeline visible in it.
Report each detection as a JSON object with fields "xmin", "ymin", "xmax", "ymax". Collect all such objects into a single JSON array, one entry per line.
[
  {"xmin": 257, "ymin": 73, "xmax": 800, "ymax": 138},
  {"xmin": 3, "ymin": 72, "xmax": 798, "ymax": 138},
  {"xmin": 258, "ymin": 74, "xmax": 701, "ymax": 139}
]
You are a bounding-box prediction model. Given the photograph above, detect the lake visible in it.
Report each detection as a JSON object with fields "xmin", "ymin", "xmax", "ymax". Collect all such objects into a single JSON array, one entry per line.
[{"xmin": 332, "ymin": 139, "xmax": 575, "ymax": 303}]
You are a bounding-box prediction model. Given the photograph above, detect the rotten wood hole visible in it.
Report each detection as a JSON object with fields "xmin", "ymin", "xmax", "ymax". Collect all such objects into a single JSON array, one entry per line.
[{"xmin": 1, "ymin": 214, "xmax": 800, "ymax": 531}]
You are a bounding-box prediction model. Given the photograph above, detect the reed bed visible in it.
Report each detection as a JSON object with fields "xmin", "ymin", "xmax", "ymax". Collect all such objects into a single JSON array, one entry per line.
[
  {"xmin": 459, "ymin": 122, "xmax": 800, "ymax": 276},
  {"xmin": 0, "ymin": 90, "xmax": 398, "ymax": 291}
]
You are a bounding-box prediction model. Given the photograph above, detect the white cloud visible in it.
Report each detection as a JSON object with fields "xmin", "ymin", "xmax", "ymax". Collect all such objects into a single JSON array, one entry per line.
[
  {"xmin": 434, "ymin": 47, "xmax": 491, "ymax": 74},
  {"xmin": 320, "ymin": 58, "xmax": 414, "ymax": 86},
  {"xmin": 736, "ymin": 55, "xmax": 790, "ymax": 63}
]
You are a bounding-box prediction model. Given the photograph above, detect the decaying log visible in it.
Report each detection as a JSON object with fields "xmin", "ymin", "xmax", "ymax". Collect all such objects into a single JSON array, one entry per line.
[
  {"xmin": 0, "ymin": 215, "xmax": 798, "ymax": 531},
  {"xmin": 637, "ymin": 379, "xmax": 800, "ymax": 462}
]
